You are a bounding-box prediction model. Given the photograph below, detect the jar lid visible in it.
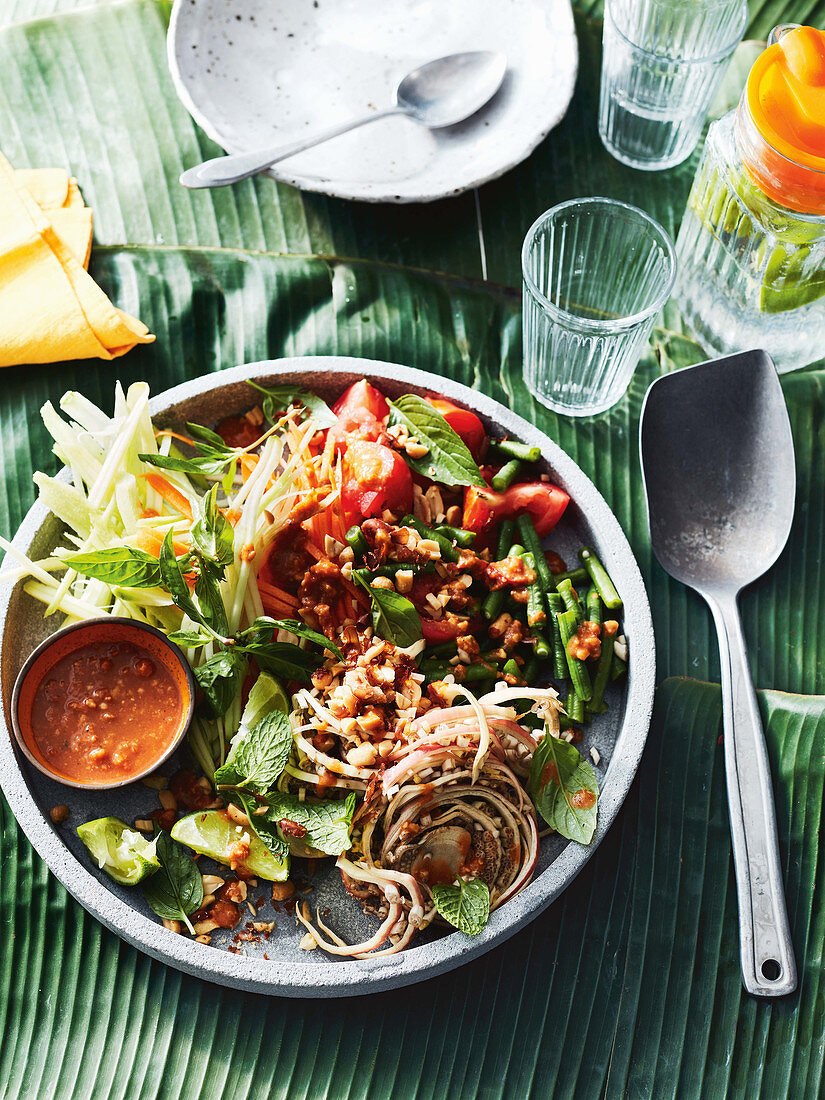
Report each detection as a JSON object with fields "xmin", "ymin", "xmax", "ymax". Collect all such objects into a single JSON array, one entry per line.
[{"xmin": 742, "ymin": 25, "xmax": 825, "ymax": 212}]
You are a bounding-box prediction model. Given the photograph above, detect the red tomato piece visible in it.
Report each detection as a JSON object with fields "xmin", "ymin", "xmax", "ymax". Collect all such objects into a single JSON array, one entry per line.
[
  {"xmin": 420, "ymin": 617, "xmax": 466, "ymax": 644},
  {"xmin": 463, "ymin": 481, "xmax": 570, "ymax": 538},
  {"xmin": 329, "ymin": 380, "xmax": 390, "ymax": 452},
  {"xmin": 215, "ymin": 416, "xmax": 261, "ymax": 449},
  {"xmin": 425, "ymin": 397, "xmax": 486, "ymax": 461},
  {"xmin": 341, "ymin": 441, "xmax": 413, "ymax": 523}
]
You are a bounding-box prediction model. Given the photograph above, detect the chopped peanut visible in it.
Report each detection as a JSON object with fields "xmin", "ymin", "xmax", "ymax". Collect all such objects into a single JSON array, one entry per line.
[{"xmin": 49, "ymin": 805, "xmax": 70, "ymax": 825}]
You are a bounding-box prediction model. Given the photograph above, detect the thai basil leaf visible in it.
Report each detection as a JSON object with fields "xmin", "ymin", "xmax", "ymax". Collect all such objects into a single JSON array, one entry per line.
[
  {"xmin": 142, "ymin": 829, "xmax": 203, "ymax": 933},
  {"xmin": 64, "ymin": 547, "xmax": 162, "ymax": 588},
  {"xmin": 194, "ymin": 649, "xmax": 245, "ymax": 718},
  {"xmin": 221, "ymin": 457, "xmax": 238, "ymax": 497},
  {"xmin": 529, "ymin": 733, "xmax": 599, "ymax": 845},
  {"xmin": 263, "ymin": 792, "xmax": 357, "ymax": 857},
  {"xmin": 185, "ymin": 422, "xmax": 235, "ymax": 452},
  {"xmin": 353, "ymin": 574, "xmax": 423, "ymax": 647},
  {"xmin": 237, "ymin": 640, "xmax": 321, "ymax": 684},
  {"xmin": 247, "ymin": 380, "xmax": 337, "ymax": 428},
  {"xmin": 193, "ymin": 570, "xmax": 229, "ymax": 636},
  {"xmin": 387, "ymin": 394, "xmax": 485, "ymax": 488},
  {"xmin": 190, "ymin": 485, "xmax": 234, "ymax": 569},
  {"xmin": 214, "ymin": 708, "xmax": 293, "ymax": 793},
  {"xmin": 159, "ymin": 531, "xmax": 203, "ymax": 627},
  {"xmin": 431, "ymin": 879, "xmax": 490, "ymax": 935},
  {"xmin": 167, "ymin": 629, "xmax": 210, "ymax": 649},
  {"xmin": 235, "ymin": 792, "xmax": 289, "ymax": 861},
  {"xmin": 237, "ymin": 616, "xmax": 343, "ymax": 661},
  {"xmin": 138, "ymin": 451, "xmax": 233, "ymax": 478}
]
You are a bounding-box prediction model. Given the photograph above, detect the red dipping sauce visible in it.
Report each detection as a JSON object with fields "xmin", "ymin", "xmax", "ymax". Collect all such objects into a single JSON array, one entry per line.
[{"xmin": 14, "ymin": 620, "xmax": 193, "ymax": 788}]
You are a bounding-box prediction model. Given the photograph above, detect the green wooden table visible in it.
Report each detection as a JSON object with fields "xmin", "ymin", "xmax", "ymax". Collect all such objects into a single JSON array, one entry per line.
[{"xmin": 2, "ymin": 2, "xmax": 825, "ymax": 1097}]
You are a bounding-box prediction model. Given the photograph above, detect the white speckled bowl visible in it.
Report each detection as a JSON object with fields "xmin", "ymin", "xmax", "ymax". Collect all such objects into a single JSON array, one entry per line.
[
  {"xmin": 0, "ymin": 358, "xmax": 654, "ymax": 997},
  {"xmin": 167, "ymin": 0, "xmax": 578, "ymax": 203}
]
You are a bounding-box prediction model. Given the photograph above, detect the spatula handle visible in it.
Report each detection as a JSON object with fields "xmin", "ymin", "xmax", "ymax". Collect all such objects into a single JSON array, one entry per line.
[{"xmin": 709, "ymin": 592, "xmax": 797, "ymax": 997}]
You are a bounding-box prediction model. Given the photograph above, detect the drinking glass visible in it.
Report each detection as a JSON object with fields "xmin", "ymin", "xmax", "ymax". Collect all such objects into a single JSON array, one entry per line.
[
  {"xmin": 522, "ymin": 198, "xmax": 676, "ymax": 417},
  {"xmin": 599, "ymin": 0, "xmax": 748, "ymax": 171}
]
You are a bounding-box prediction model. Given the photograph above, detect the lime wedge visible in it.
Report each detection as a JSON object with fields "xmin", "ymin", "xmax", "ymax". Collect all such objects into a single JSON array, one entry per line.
[
  {"xmin": 171, "ymin": 810, "xmax": 289, "ymax": 881},
  {"xmin": 240, "ymin": 671, "xmax": 289, "ymax": 730},
  {"xmin": 77, "ymin": 817, "xmax": 160, "ymax": 886}
]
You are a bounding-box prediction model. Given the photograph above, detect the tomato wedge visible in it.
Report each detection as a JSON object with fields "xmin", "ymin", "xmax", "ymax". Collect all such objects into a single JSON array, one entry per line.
[
  {"xmin": 425, "ymin": 397, "xmax": 486, "ymax": 461},
  {"xmin": 215, "ymin": 415, "xmax": 261, "ymax": 449},
  {"xmin": 329, "ymin": 380, "xmax": 390, "ymax": 451},
  {"xmin": 463, "ymin": 481, "xmax": 570, "ymax": 538},
  {"xmin": 341, "ymin": 440, "xmax": 413, "ymax": 524}
]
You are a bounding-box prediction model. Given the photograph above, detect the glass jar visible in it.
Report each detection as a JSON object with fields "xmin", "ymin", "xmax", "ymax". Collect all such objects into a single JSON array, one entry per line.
[{"xmin": 674, "ymin": 25, "xmax": 825, "ymax": 372}]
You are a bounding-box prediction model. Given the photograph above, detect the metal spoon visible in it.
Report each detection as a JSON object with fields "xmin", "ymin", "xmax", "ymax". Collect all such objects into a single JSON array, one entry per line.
[
  {"xmin": 180, "ymin": 50, "xmax": 507, "ymax": 190},
  {"xmin": 640, "ymin": 350, "xmax": 797, "ymax": 997}
]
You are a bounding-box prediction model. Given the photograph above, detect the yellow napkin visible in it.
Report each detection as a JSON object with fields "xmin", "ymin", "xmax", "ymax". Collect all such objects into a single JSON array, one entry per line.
[{"xmin": 0, "ymin": 153, "xmax": 154, "ymax": 367}]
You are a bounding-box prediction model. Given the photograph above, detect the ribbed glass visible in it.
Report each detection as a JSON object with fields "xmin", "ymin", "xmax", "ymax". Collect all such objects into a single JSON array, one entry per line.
[
  {"xmin": 599, "ymin": 0, "xmax": 748, "ymax": 171},
  {"xmin": 522, "ymin": 198, "xmax": 676, "ymax": 417}
]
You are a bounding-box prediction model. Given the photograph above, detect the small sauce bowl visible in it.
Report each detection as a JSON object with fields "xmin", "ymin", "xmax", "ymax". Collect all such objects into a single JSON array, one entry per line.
[{"xmin": 11, "ymin": 618, "xmax": 195, "ymax": 790}]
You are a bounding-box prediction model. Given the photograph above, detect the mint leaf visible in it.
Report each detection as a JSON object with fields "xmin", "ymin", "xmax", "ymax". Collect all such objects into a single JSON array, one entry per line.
[
  {"xmin": 262, "ymin": 792, "xmax": 357, "ymax": 856},
  {"xmin": 142, "ymin": 829, "xmax": 203, "ymax": 933},
  {"xmin": 353, "ymin": 574, "xmax": 423, "ymax": 647},
  {"xmin": 64, "ymin": 547, "xmax": 162, "ymax": 588},
  {"xmin": 190, "ymin": 485, "xmax": 234, "ymax": 569},
  {"xmin": 214, "ymin": 708, "xmax": 293, "ymax": 793},
  {"xmin": 529, "ymin": 733, "xmax": 598, "ymax": 844},
  {"xmin": 431, "ymin": 879, "xmax": 490, "ymax": 935},
  {"xmin": 247, "ymin": 381, "xmax": 337, "ymax": 428},
  {"xmin": 388, "ymin": 394, "xmax": 485, "ymax": 488}
]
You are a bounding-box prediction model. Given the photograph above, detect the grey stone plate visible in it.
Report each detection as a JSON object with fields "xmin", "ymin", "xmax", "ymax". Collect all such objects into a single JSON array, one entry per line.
[{"xmin": 0, "ymin": 357, "xmax": 655, "ymax": 998}]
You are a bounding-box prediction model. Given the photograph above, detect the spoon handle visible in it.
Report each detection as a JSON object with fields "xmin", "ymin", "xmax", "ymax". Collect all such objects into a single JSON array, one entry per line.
[
  {"xmin": 709, "ymin": 592, "xmax": 797, "ymax": 997},
  {"xmin": 180, "ymin": 106, "xmax": 403, "ymax": 189}
]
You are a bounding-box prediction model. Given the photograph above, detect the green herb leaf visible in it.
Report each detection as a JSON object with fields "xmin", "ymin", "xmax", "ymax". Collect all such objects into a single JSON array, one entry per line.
[
  {"xmin": 353, "ymin": 574, "xmax": 423, "ymax": 647},
  {"xmin": 247, "ymin": 380, "xmax": 337, "ymax": 428},
  {"xmin": 263, "ymin": 792, "xmax": 357, "ymax": 857},
  {"xmin": 141, "ymin": 829, "xmax": 203, "ymax": 933},
  {"xmin": 214, "ymin": 708, "xmax": 293, "ymax": 793},
  {"xmin": 194, "ymin": 649, "xmax": 245, "ymax": 718},
  {"xmin": 185, "ymin": 422, "xmax": 235, "ymax": 453},
  {"xmin": 529, "ymin": 733, "xmax": 599, "ymax": 845},
  {"xmin": 431, "ymin": 879, "xmax": 490, "ymax": 935},
  {"xmin": 238, "ymin": 616, "xmax": 343, "ymax": 661},
  {"xmin": 235, "ymin": 792, "xmax": 289, "ymax": 861},
  {"xmin": 63, "ymin": 547, "xmax": 162, "ymax": 588},
  {"xmin": 159, "ymin": 531, "xmax": 203, "ymax": 627},
  {"xmin": 387, "ymin": 394, "xmax": 485, "ymax": 488},
  {"xmin": 167, "ymin": 629, "xmax": 211, "ymax": 649},
  {"xmin": 190, "ymin": 485, "xmax": 234, "ymax": 569},
  {"xmin": 193, "ymin": 570, "xmax": 229, "ymax": 636},
  {"xmin": 221, "ymin": 457, "xmax": 238, "ymax": 497},
  {"xmin": 236, "ymin": 640, "xmax": 322, "ymax": 684},
  {"xmin": 139, "ymin": 451, "xmax": 234, "ymax": 478}
]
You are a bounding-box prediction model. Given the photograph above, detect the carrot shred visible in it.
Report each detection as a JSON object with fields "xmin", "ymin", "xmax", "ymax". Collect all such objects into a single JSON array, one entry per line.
[
  {"xmin": 241, "ymin": 454, "xmax": 259, "ymax": 482},
  {"xmin": 142, "ymin": 473, "xmax": 193, "ymax": 521},
  {"xmin": 257, "ymin": 579, "xmax": 299, "ymax": 608},
  {"xmin": 261, "ymin": 595, "xmax": 296, "ymax": 617},
  {"xmin": 134, "ymin": 528, "xmax": 190, "ymax": 558}
]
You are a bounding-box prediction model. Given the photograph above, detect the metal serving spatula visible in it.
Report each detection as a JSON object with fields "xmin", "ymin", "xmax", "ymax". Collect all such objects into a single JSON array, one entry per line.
[{"xmin": 640, "ymin": 349, "xmax": 797, "ymax": 997}]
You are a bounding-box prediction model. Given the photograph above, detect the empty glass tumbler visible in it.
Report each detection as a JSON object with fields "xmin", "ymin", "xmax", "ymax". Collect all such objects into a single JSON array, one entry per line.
[
  {"xmin": 522, "ymin": 198, "xmax": 676, "ymax": 417},
  {"xmin": 599, "ymin": 0, "xmax": 748, "ymax": 171}
]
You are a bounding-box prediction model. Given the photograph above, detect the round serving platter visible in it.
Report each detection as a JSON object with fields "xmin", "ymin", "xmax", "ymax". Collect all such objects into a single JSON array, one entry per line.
[
  {"xmin": 0, "ymin": 357, "xmax": 654, "ymax": 997},
  {"xmin": 167, "ymin": 0, "xmax": 578, "ymax": 203}
]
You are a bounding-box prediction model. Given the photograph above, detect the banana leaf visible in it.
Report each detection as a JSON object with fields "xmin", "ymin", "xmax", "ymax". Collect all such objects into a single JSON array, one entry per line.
[{"xmin": 1, "ymin": 0, "xmax": 825, "ymax": 1097}]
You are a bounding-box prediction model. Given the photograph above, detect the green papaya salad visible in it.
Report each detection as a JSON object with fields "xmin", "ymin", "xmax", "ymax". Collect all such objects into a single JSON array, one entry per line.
[{"xmin": 4, "ymin": 378, "xmax": 629, "ymax": 955}]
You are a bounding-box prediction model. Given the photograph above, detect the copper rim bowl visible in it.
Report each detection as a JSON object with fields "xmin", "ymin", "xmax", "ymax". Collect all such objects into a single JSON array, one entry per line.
[{"xmin": 10, "ymin": 617, "xmax": 196, "ymax": 790}]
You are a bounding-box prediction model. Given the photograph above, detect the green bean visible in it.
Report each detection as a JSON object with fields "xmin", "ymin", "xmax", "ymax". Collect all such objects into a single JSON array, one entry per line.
[
  {"xmin": 556, "ymin": 577, "xmax": 583, "ymax": 621},
  {"xmin": 552, "ymin": 567, "xmax": 589, "ymax": 588},
  {"xmin": 353, "ymin": 562, "xmax": 423, "ymax": 582},
  {"xmin": 491, "ymin": 439, "xmax": 541, "ymax": 464},
  {"xmin": 520, "ymin": 551, "xmax": 547, "ymax": 629},
  {"xmin": 531, "ymin": 629, "xmax": 551, "ymax": 660},
  {"xmin": 502, "ymin": 658, "xmax": 522, "ymax": 681},
  {"xmin": 587, "ymin": 699, "xmax": 609, "ymax": 717},
  {"xmin": 345, "ymin": 526, "xmax": 370, "ymax": 560},
  {"xmin": 579, "ymin": 547, "xmax": 622, "ymax": 610},
  {"xmin": 400, "ymin": 515, "xmax": 459, "ymax": 562},
  {"xmin": 566, "ymin": 688, "xmax": 585, "ymax": 724},
  {"xmin": 421, "ymin": 660, "xmax": 498, "ymax": 683},
  {"xmin": 426, "ymin": 640, "xmax": 459, "ymax": 659},
  {"xmin": 586, "ymin": 587, "xmax": 603, "ymax": 626},
  {"xmin": 522, "ymin": 656, "xmax": 540, "ymax": 683},
  {"xmin": 556, "ymin": 609, "xmax": 593, "ymax": 701},
  {"xmin": 481, "ymin": 521, "xmax": 517, "ymax": 621},
  {"xmin": 491, "ymin": 459, "xmax": 523, "ymax": 491},
  {"xmin": 515, "ymin": 514, "xmax": 554, "ymax": 594},
  {"xmin": 611, "ymin": 654, "xmax": 628, "ymax": 681},
  {"xmin": 547, "ymin": 593, "xmax": 568, "ymax": 680},
  {"xmin": 589, "ymin": 633, "xmax": 614, "ymax": 712},
  {"xmin": 434, "ymin": 524, "xmax": 476, "ymax": 548}
]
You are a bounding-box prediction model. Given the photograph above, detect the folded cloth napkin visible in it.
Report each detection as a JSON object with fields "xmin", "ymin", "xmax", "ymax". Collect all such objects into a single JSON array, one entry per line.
[{"xmin": 0, "ymin": 153, "xmax": 154, "ymax": 367}]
